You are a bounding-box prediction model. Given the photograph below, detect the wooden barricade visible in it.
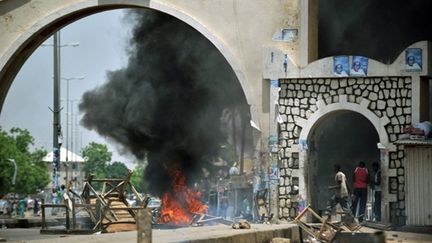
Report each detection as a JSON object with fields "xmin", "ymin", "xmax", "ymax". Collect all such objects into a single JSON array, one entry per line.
[{"xmin": 40, "ymin": 170, "xmax": 149, "ymax": 234}]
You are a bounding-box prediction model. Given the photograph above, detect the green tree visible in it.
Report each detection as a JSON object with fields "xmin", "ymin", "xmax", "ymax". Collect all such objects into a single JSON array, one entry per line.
[
  {"xmin": 81, "ymin": 142, "xmax": 112, "ymax": 178},
  {"xmin": 23, "ymin": 149, "xmax": 50, "ymax": 193},
  {"xmin": 105, "ymin": 161, "xmax": 129, "ymax": 179},
  {"xmin": 130, "ymin": 159, "xmax": 148, "ymax": 193},
  {"xmin": 0, "ymin": 127, "xmax": 49, "ymax": 195}
]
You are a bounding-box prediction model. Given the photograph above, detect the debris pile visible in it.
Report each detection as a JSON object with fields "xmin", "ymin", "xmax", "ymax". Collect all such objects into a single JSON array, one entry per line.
[
  {"xmin": 293, "ymin": 205, "xmax": 363, "ymax": 243},
  {"xmin": 232, "ymin": 219, "xmax": 251, "ymax": 229}
]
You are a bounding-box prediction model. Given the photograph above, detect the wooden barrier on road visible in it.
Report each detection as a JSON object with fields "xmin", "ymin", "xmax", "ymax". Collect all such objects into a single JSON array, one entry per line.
[{"xmin": 40, "ymin": 170, "xmax": 149, "ymax": 234}]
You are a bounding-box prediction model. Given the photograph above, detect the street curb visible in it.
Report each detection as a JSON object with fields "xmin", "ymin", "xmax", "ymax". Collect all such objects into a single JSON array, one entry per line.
[{"xmin": 0, "ymin": 217, "xmax": 65, "ymax": 228}]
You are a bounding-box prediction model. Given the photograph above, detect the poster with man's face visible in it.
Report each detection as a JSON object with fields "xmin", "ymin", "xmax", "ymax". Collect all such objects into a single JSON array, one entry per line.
[
  {"xmin": 350, "ymin": 56, "xmax": 368, "ymax": 76},
  {"xmin": 405, "ymin": 48, "xmax": 422, "ymax": 71},
  {"xmin": 333, "ymin": 56, "xmax": 349, "ymax": 77}
]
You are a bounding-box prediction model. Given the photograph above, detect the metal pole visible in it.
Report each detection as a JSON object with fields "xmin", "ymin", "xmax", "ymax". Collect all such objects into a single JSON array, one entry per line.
[
  {"xmin": 216, "ymin": 179, "xmax": 220, "ymax": 216},
  {"xmin": 268, "ymin": 79, "xmax": 279, "ymax": 219},
  {"xmin": 7, "ymin": 159, "xmax": 17, "ymax": 185},
  {"xmin": 63, "ymin": 85, "xmax": 82, "ymax": 190},
  {"xmin": 53, "ymin": 31, "xmax": 61, "ymax": 192},
  {"xmin": 70, "ymin": 99, "xmax": 80, "ymax": 189},
  {"xmin": 6, "ymin": 159, "xmax": 17, "ymax": 206},
  {"xmin": 43, "ymin": 35, "xmax": 79, "ymax": 192},
  {"xmin": 65, "ymin": 78, "xmax": 70, "ymax": 187},
  {"xmin": 70, "ymin": 101, "xmax": 75, "ymax": 189}
]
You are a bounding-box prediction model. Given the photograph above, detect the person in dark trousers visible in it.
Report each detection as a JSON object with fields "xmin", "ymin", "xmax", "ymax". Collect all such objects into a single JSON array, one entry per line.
[
  {"xmin": 372, "ymin": 162, "xmax": 381, "ymax": 221},
  {"xmin": 33, "ymin": 197, "xmax": 40, "ymax": 216},
  {"xmin": 326, "ymin": 164, "xmax": 352, "ymax": 216},
  {"xmin": 351, "ymin": 161, "xmax": 369, "ymax": 222}
]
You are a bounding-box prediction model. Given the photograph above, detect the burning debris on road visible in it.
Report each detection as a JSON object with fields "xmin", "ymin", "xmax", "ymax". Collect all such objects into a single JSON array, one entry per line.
[{"xmin": 158, "ymin": 170, "xmax": 208, "ymax": 225}]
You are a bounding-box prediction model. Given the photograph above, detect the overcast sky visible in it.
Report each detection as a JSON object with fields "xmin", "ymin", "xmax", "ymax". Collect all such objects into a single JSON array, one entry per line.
[{"xmin": 0, "ymin": 9, "xmax": 137, "ymax": 167}]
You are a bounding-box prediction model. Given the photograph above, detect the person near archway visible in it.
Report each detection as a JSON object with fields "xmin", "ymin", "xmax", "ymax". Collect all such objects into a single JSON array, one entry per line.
[
  {"xmin": 325, "ymin": 164, "xmax": 352, "ymax": 216},
  {"xmin": 351, "ymin": 161, "xmax": 369, "ymax": 222},
  {"xmin": 371, "ymin": 162, "xmax": 381, "ymax": 221}
]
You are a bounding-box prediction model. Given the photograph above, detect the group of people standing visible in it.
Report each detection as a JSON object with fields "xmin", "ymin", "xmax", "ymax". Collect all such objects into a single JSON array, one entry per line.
[{"xmin": 326, "ymin": 161, "xmax": 381, "ymax": 222}]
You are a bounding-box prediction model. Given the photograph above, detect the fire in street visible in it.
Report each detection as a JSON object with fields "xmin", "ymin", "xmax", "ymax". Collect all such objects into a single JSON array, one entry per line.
[{"xmin": 158, "ymin": 170, "xmax": 208, "ymax": 225}]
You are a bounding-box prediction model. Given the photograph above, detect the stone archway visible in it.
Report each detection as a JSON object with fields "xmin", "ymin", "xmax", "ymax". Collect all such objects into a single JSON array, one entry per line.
[
  {"xmin": 277, "ymin": 76, "xmax": 411, "ymax": 224},
  {"xmin": 298, "ymin": 95, "xmax": 392, "ymax": 147},
  {"xmin": 306, "ymin": 110, "xmax": 380, "ymax": 212},
  {"xmin": 296, "ymin": 94, "xmax": 396, "ymax": 221}
]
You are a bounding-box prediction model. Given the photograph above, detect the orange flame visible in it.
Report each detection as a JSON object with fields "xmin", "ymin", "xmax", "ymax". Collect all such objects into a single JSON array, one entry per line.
[{"xmin": 158, "ymin": 170, "xmax": 208, "ymax": 224}]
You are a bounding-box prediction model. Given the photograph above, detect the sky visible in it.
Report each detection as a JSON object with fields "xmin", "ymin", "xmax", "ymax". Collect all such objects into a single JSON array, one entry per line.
[{"xmin": 0, "ymin": 9, "xmax": 137, "ymax": 167}]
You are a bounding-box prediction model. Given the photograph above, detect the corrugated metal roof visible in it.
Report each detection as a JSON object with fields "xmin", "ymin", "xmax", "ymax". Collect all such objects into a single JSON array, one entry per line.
[{"xmin": 395, "ymin": 139, "xmax": 432, "ymax": 146}]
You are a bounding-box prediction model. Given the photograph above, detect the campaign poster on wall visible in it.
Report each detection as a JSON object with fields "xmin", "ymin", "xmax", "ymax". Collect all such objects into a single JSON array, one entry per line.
[
  {"xmin": 350, "ymin": 56, "xmax": 368, "ymax": 76},
  {"xmin": 405, "ymin": 48, "xmax": 422, "ymax": 71},
  {"xmin": 333, "ymin": 56, "xmax": 349, "ymax": 77}
]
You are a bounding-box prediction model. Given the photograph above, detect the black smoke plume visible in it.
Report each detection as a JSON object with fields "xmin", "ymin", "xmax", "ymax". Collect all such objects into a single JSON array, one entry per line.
[
  {"xmin": 79, "ymin": 9, "xmax": 247, "ymax": 196},
  {"xmin": 319, "ymin": 0, "xmax": 432, "ymax": 63}
]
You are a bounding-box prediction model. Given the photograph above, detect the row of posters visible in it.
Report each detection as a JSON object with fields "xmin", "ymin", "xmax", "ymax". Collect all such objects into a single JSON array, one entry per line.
[
  {"xmin": 333, "ymin": 48, "xmax": 422, "ymax": 77},
  {"xmin": 333, "ymin": 56, "xmax": 368, "ymax": 77}
]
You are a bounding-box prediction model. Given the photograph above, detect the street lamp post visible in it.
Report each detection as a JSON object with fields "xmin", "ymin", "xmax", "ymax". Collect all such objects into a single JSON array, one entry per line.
[
  {"xmin": 42, "ymin": 31, "xmax": 79, "ymax": 192},
  {"xmin": 6, "ymin": 159, "xmax": 17, "ymax": 213},
  {"xmin": 52, "ymin": 32, "xmax": 61, "ymax": 192},
  {"xmin": 62, "ymin": 77, "xmax": 84, "ymax": 187},
  {"xmin": 6, "ymin": 159, "xmax": 17, "ymax": 186},
  {"xmin": 70, "ymin": 99, "xmax": 80, "ymax": 189}
]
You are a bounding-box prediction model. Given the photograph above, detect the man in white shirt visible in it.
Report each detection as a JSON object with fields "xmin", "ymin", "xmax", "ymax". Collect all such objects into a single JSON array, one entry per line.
[{"xmin": 326, "ymin": 164, "xmax": 351, "ymax": 215}]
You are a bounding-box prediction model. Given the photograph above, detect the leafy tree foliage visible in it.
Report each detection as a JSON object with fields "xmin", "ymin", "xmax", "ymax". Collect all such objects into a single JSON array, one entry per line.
[
  {"xmin": 0, "ymin": 127, "xmax": 49, "ymax": 195},
  {"xmin": 131, "ymin": 159, "xmax": 148, "ymax": 193},
  {"xmin": 81, "ymin": 142, "xmax": 146, "ymax": 192},
  {"xmin": 81, "ymin": 142, "xmax": 112, "ymax": 178},
  {"xmin": 105, "ymin": 161, "xmax": 129, "ymax": 179}
]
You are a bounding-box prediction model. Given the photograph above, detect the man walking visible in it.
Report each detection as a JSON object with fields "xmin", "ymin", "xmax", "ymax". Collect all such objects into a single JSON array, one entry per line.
[
  {"xmin": 352, "ymin": 161, "xmax": 369, "ymax": 222},
  {"xmin": 326, "ymin": 164, "xmax": 351, "ymax": 215}
]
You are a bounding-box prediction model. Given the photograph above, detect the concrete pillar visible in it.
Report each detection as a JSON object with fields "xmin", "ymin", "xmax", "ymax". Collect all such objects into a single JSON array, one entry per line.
[
  {"xmin": 419, "ymin": 77, "xmax": 430, "ymax": 121},
  {"xmin": 137, "ymin": 209, "xmax": 152, "ymax": 243},
  {"xmin": 410, "ymin": 75, "xmax": 420, "ymax": 123},
  {"xmin": 409, "ymin": 75, "xmax": 431, "ymax": 123},
  {"xmin": 379, "ymin": 148, "xmax": 396, "ymax": 224},
  {"xmin": 269, "ymin": 79, "xmax": 280, "ymax": 218},
  {"xmin": 299, "ymin": 0, "xmax": 318, "ymax": 67}
]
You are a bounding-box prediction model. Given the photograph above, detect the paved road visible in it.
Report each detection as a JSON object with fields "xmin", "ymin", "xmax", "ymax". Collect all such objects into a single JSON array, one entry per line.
[
  {"xmin": 1, "ymin": 225, "xmax": 432, "ymax": 243},
  {"xmin": 0, "ymin": 224, "xmax": 298, "ymax": 243},
  {"xmin": 0, "ymin": 228, "xmax": 63, "ymax": 242}
]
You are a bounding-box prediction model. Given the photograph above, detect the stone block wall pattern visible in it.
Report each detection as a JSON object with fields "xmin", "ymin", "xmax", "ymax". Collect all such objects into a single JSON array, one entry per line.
[{"xmin": 277, "ymin": 77, "xmax": 411, "ymax": 225}]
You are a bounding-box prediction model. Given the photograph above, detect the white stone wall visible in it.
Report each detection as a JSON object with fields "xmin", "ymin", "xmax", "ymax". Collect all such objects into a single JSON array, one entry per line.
[{"xmin": 278, "ymin": 76, "xmax": 411, "ymax": 224}]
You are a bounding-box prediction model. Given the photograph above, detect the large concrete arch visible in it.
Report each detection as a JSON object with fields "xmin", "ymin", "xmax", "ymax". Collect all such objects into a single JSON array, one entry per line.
[{"xmin": 0, "ymin": 1, "xmax": 256, "ymax": 122}]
